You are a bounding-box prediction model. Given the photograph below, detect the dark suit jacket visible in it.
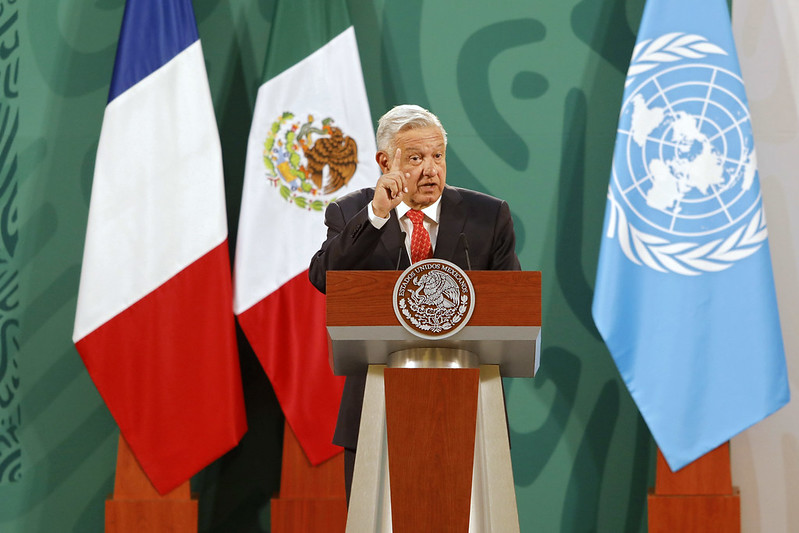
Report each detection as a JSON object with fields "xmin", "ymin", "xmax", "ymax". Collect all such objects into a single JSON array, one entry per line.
[{"xmin": 309, "ymin": 185, "xmax": 521, "ymax": 449}]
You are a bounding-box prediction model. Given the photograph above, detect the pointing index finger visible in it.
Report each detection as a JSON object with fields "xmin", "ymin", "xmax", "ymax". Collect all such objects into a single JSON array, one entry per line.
[
  {"xmin": 391, "ymin": 148, "xmax": 410, "ymax": 193},
  {"xmin": 390, "ymin": 147, "xmax": 402, "ymax": 172}
]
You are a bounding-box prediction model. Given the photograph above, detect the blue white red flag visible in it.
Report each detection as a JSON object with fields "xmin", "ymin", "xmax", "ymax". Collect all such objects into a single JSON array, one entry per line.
[
  {"xmin": 592, "ymin": 0, "xmax": 790, "ymax": 470},
  {"xmin": 73, "ymin": 0, "xmax": 246, "ymax": 494}
]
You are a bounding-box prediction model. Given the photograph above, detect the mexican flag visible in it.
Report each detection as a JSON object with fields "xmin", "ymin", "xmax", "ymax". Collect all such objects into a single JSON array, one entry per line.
[
  {"xmin": 73, "ymin": 0, "xmax": 246, "ymax": 495},
  {"xmin": 234, "ymin": 0, "xmax": 378, "ymax": 465}
]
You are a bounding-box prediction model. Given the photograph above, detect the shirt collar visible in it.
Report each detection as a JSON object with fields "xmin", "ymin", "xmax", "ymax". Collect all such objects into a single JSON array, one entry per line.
[{"xmin": 396, "ymin": 195, "xmax": 442, "ymax": 223}]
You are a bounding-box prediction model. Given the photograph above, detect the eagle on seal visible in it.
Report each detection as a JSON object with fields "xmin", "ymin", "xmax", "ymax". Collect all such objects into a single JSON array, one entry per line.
[{"xmin": 412, "ymin": 271, "xmax": 460, "ymax": 309}]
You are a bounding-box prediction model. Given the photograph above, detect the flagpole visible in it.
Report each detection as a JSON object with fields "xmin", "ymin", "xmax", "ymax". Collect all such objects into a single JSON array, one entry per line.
[
  {"xmin": 648, "ymin": 442, "xmax": 740, "ymax": 532},
  {"xmin": 104, "ymin": 436, "xmax": 197, "ymax": 532}
]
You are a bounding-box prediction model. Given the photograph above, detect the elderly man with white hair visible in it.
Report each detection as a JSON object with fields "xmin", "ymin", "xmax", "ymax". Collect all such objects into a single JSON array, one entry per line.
[{"xmin": 309, "ymin": 104, "xmax": 521, "ymax": 500}]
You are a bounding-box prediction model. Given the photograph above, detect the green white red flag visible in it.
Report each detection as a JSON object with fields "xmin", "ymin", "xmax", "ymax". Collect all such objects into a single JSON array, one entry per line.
[{"xmin": 234, "ymin": 0, "xmax": 378, "ymax": 464}]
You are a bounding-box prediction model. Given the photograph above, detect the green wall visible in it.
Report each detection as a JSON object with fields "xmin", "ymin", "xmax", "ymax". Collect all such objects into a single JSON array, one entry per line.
[{"xmin": 3, "ymin": 0, "xmax": 655, "ymax": 531}]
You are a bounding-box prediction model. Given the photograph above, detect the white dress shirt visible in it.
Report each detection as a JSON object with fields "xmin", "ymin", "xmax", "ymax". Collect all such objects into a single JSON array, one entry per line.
[{"xmin": 367, "ymin": 197, "xmax": 442, "ymax": 260}]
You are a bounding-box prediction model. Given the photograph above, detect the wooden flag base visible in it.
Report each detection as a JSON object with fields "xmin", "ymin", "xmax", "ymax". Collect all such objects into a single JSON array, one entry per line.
[
  {"xmin": 105, "ymin": 436, "xmax": 197, "ymax": 533},
  {"xmin": 648, "ymin": 442, "xmax": 740, "ymax": 533},
  {"xmin": 271, "ymin": 421, "xmax": 347, "ymax": 533}
]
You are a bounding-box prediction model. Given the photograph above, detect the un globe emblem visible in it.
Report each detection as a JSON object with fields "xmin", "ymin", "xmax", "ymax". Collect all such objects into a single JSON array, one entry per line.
[{"xmin": 607, "ymin": 35, "xmax": 768, "ymax": 276}]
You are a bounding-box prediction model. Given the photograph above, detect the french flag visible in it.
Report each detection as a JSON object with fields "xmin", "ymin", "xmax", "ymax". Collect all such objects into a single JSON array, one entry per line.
[{"xmin": 73, "ymin": 0, "xmax": 246, "ymax": 495}]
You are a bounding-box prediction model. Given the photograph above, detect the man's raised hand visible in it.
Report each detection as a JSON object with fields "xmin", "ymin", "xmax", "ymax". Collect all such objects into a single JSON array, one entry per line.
[{"xmin": 372, "ymin": 148, "xmax": 408, "ymax": 218}]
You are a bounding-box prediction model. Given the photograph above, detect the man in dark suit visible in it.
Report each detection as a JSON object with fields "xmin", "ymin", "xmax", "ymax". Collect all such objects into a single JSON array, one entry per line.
[{"xmin": 309, "ymin": 104, "xmax": 520, "ymax": 499}]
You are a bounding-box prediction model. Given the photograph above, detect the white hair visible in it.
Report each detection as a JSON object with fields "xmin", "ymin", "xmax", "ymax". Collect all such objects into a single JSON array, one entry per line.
[{"xmin": 375, "ymin": 104, "xmax": 448, "ymax": 152}]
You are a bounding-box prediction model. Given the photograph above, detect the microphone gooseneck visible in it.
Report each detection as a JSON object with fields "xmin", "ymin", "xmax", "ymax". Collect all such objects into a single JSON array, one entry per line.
[
  {"xmin": 459, "ymin": 232, "xmax": 472, "ymax": 271},
  {"xmin": 396, "ymin": 232, "xmax": 406, "ymax": 270}
]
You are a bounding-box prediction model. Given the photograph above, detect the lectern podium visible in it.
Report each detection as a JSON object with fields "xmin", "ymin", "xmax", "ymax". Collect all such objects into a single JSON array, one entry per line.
[{"xmin": 326, "ymin": 268, "xmax": 541, "ymax": 532}]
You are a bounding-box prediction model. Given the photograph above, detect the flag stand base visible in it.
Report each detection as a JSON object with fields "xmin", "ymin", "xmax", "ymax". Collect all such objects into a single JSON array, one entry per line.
[
  {"xmin": 105, "ymin": 436, "xmax": 197, "ymax": 533},
  {"xmin": 648, "ymin": 442, "xmax": 740, "ymax": 533},
  {"xmin": 271, "ymin": 421, "xmax": 347, "ymax": 533}
]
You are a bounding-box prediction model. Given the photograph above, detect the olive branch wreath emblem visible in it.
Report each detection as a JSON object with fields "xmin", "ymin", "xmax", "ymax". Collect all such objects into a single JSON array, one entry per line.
[
  {"xmin": 608, "ymin": 33, "xmax": 768, "ymax": 276},
  {"xmin": 605, "ymin": 189, "xmax": 768, "ymax": 276},
  {"xmin": 625, "ymin": 32, "xmax": 726, "ymax": 87}
]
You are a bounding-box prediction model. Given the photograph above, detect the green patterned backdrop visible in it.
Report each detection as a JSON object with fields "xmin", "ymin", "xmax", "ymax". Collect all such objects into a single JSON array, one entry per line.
[
  {"xmin": 3, "ymin": 0, "xmax": 656, "ymax": 531},
  {"xmin": 0, "ymin": 0, "xmax": 21, "ymax": 489}
]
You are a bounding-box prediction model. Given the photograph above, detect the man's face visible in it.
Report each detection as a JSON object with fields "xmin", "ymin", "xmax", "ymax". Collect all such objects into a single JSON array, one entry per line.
[{"xmin": 378, "ymin": 126, "xmax": 447, "ymax": 210}]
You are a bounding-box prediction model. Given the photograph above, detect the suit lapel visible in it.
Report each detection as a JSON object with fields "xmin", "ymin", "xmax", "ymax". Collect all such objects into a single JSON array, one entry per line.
[
  {"xmin": 380, "ymin": 209, "xmax": 410, "ymax": 269},
  {"xmin": 434, "ymin": 186, "xmax": 466, "ymax": 262}
]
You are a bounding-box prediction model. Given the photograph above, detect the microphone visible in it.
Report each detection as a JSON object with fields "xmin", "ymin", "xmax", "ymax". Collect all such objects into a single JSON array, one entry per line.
[
  {"xmin": 396, "ymin": 232, "xmax": 406, "ymax": 270},
  {"xmin": 459, "ymin": 232, "xmax": 472, "ymax": 271}
]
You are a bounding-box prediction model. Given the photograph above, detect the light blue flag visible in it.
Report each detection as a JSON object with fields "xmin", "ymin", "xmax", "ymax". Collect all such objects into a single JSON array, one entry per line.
[{"xmin": 592, "ymin": 0, "xmax": 790, "ymax": 471}]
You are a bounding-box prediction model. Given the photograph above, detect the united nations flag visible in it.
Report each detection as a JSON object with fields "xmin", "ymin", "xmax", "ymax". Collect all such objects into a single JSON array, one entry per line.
[{"xmin": 592, "ymin": 0, "xmax": 790, "ymax": 471}]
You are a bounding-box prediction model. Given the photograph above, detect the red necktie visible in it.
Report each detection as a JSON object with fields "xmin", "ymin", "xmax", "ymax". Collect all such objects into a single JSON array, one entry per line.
[{"xmin": 407, "ymin": 209, "xmax": 433, "ymax": 264}]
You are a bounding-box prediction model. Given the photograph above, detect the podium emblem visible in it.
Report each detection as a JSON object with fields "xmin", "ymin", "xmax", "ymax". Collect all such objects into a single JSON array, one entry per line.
[{"xmin": 392, "ymin": 259, "xmax": 475, "ymax": 339}]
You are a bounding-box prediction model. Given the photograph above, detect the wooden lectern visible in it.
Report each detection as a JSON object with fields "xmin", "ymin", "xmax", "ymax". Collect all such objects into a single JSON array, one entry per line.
[{"xmin": 326, "ymin": 270, "xmax": 541, "ymax": 533}]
